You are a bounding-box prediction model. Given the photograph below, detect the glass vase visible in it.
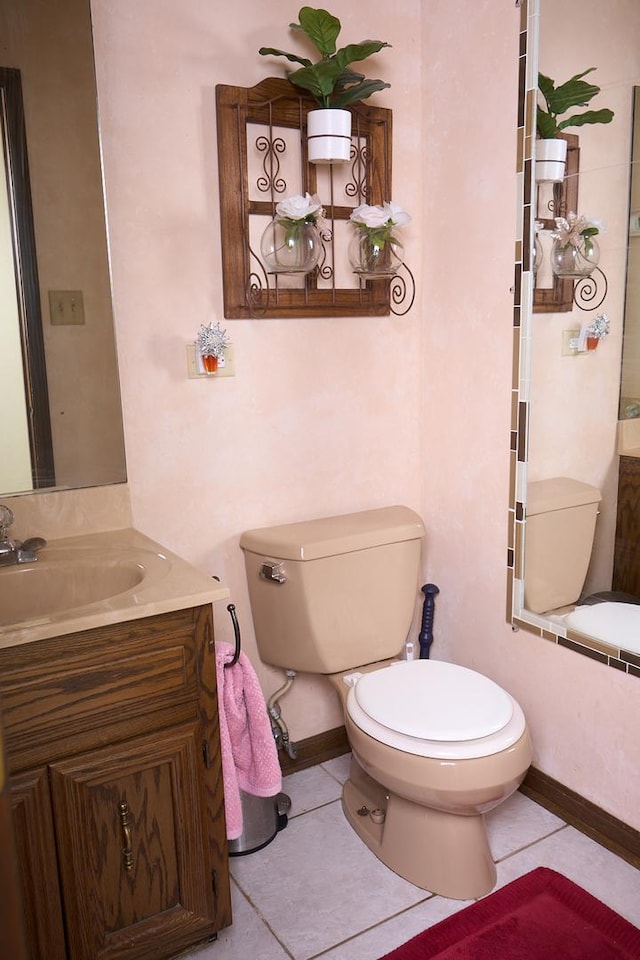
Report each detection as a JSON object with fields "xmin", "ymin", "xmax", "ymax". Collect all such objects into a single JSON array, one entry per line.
[
  {"xmin": 260, "ymin": 218, "xmax": 322, "ymax": 274},
  {"xmin": 348, "ymin": 230, "xmax": 404, "ymax": 279},
  {"xmin": 550, "ymin": 237, "xmax": 600, "ymax": 278}
]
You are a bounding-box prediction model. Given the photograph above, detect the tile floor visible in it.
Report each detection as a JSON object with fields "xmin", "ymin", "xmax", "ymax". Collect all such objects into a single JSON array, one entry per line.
[{"xmin": 181, "ymin": 755, "xmax": 640, "ymax": 960}]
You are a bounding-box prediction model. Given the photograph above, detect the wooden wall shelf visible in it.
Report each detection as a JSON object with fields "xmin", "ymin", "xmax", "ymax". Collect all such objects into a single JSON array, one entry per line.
[
  {"xmin": 533, "ymin": 133, "xmax": 580, "ymax": 314},
  {"xmin": 215, "ymin": 78, "xmax": 402, "ymax": 319}
]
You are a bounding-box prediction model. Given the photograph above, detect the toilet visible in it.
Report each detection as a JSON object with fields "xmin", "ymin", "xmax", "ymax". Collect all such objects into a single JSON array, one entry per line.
[
  {"xmin": 525, "ymin": 477, "xmax": 640, "ymax": 649},
  {"xmin": 524, "ymin": 477, "xmax": 602, "ymax": 614},
  {"xmin": 240, "ymin": 506, "xmax": 532, "ymax": 899}
]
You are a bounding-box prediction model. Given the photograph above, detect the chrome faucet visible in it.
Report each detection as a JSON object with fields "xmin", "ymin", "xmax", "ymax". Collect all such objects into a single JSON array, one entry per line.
[{"xmin": 0, "ymin": 505, "xmax": 47, "ymax": 566}]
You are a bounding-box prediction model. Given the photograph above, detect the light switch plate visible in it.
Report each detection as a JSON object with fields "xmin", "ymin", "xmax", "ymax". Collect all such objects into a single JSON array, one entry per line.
[{"xmin": 49, "ymin": 290, "xmax": 85, "ymax": 325}]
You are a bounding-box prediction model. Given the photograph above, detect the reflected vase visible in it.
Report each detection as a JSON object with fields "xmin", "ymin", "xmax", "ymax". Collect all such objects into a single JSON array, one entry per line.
[
  {"xmin": 551, "ymin": 237, "xmax": 600, "ymax": 278},
  {"xmin": 260, "ymin": 219, "xmax": 322, "ymax": 274},
  {"xmin": 348, "ymin": 230, "xmax": 404, "ymax": 279}
]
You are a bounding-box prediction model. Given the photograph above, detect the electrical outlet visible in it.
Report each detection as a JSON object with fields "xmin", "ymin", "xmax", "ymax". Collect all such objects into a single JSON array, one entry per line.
[
  {"xmin": 186, "ymin": 343, "xmax": 235, "ymax": 378},
  {"xmin": 562, "ymin": 329, "xmax": 581, "ymax": 356}
]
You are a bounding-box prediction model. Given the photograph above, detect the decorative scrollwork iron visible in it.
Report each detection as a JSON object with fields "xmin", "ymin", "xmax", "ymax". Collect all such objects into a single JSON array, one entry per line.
[
  {"xmin": 346, "ymin": 142, "xmax": 368, "ymax": 201},
  {"xmin": 255, "ymin": 135, "xmax": 287, "ymax": 195},
  {"xmin": 245, "ymin": 249, "xmax": 269, "ymax": 316},
  {"xmin": 573, "ymin": 266, "xmax": 608, "ymax": 312},
  {"xmin": 389, "ymin": 263, "xmax": 416, "ymax": 316}
]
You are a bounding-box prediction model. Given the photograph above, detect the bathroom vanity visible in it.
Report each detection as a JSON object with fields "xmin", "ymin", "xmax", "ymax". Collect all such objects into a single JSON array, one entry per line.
[
  {"xmin": 613, "ymin": 455, "xmax": 640, "ymax": 596},
  {"xmin": 0, "ymin": 530, "xmax": 232, "ymax": 960}
]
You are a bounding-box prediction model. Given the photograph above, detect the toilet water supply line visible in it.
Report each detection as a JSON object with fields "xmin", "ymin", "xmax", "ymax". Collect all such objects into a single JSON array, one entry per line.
[{"xmin": 268, "ymin": 671, "xmax": 298, "ymax": 760}]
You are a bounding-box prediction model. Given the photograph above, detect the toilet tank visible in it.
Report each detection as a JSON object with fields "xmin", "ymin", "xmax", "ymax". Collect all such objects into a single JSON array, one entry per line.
[
  {"xmin": 240, "ymin": 506, "xmax": 425, "ymax": 674},
  {"xmin": 524, "ymin": 477, "xmax": 601, "ymax": 614}
]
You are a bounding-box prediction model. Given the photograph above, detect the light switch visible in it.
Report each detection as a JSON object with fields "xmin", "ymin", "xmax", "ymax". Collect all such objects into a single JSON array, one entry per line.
[{"xmin": 49, "ymin": 290, "xmax": 85, "ymax": 326}]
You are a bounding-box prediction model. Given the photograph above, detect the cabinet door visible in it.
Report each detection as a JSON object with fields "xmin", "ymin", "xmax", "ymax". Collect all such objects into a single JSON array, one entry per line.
[
  {"xmin": 613, "ymin": 457, "xmax": 640, "ymax": 596},
  {"xmin": 50, "ymin": 724, "xmax": 216, "ymax": 960},
  {"xmin": 11, "ymin": 766, "xmax": 66, "ymax": 960}
]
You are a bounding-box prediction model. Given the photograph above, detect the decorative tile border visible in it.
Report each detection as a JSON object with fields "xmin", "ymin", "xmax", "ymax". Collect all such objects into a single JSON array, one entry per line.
[{"xmin": 507, "ymin": 1, "xmax": 638, "ymax": 678}]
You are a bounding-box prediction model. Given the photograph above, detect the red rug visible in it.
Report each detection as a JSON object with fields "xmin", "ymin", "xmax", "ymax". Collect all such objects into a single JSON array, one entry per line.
[{"xmin": 379, "ymin": 867, "xmax": 640, "ymax": 960}]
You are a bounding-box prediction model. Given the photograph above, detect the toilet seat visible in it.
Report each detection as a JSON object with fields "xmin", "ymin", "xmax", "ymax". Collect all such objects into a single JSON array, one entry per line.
[
  {"xmin": 346, "ymin": 660, "xmax": 527, "ymax": 759},
  {"xmin": 565, "ymin": 601, "xmax": 640, "ymax": 654}
]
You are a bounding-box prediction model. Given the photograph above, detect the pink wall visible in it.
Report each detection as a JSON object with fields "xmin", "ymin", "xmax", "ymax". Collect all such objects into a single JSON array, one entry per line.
[{"xmin": 91, "ymin": 0, "xmax": 640, "ymax": 830}]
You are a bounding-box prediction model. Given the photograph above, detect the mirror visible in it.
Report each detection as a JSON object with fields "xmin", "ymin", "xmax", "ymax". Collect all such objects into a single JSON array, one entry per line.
[
  {"xmin": 511, "ymin": 0, "xmax": 640, "ymax": 670},
  {"xmin": 0, "ymin": 0, "xmax": 126, "ymax": 496}
]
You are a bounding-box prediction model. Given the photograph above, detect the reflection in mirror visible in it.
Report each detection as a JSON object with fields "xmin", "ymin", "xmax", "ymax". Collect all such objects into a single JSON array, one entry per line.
[
  {"xmin": 0, "ymin": 0, "xmax": 126, "ymax": 497},
  {"xmin": 511, "ymin": 0, "xmax": 640, "ymax": 670}
]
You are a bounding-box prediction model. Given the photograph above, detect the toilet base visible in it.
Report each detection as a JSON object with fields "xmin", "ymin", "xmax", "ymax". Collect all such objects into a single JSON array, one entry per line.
[{"xmin": 342, "ymin": 757, "xmax": 496, "ymax": 900}]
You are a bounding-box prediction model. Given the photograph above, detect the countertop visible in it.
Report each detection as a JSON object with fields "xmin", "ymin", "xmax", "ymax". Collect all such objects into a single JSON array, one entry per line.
[{"xmin": 0, "ymin": 528, "xmax": 230, "ymax": 649}]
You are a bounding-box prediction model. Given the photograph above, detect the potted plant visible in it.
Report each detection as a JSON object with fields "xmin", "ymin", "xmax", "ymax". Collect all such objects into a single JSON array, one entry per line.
[
  {"xmin": 259, "ymin": 6, "xmax": 390, "ymax": 163},
  {"xmin": 536, "ymin": 68, "xmax": 614, "ymax": 182},
  {"xmin": 260, "ymin": 192, "xmax": 325, "ymax": 274},
  {"xmin": 348, "ymin": 201, "xmax": 411, "ymax": 279}
]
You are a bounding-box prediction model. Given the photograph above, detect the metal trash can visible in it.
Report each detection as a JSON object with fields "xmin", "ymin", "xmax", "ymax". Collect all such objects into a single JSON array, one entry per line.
[{"xmin": 227, "ymin": 790, "xmax": 291, "ymax": 856}]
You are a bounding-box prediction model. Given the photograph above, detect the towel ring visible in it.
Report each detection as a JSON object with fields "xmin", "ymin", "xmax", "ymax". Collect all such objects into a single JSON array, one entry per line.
[
  {"xmin": 225, "ymin": 603, "xmax": 241, "ymax": 668},
  {"xmin": 211, "ymin": 576, "xmax": 242, "ymax": 668}
]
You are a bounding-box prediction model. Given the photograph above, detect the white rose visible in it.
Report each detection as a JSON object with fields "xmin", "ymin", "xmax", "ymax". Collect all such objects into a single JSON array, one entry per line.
[
  {"xmin": 350, "ymin": 203, "xmax": 390, "ymax": 228},
  {"xmin": 276, "ymin": 192, "xmax": 323, "ymax": 221},
  {"xmin": 384, "ymin": 202, "xmax": 411, "ymax": 227}
]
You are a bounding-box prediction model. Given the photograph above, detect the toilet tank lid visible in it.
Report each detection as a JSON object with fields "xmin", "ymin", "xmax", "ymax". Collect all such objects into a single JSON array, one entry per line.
[
  {"xmin": 526, "ymin": 477, "xmax": 601, "ymax": 517},
  {"xmin": 240, "ymin": 506, "xmax": 425, "ymax": 561}
]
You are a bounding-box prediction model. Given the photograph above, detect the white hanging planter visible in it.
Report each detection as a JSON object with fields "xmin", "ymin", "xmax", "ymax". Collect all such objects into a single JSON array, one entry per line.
[
  {"xmin": 307, "ymin": 108, "xmax": 352, "ymax": 164},
  {"xmin": 535, "ymin": 138, "xmax": 567, "ymax": 183}
]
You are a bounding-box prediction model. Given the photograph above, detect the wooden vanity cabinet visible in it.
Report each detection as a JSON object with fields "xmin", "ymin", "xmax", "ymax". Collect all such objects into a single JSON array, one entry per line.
[
  {"xmin": 613, "ymin": 456, "xmax": 640, "ymax": 597},
  {"xmin": 0, "ymin": 604, "xmax": 231, "ymax": 960}
]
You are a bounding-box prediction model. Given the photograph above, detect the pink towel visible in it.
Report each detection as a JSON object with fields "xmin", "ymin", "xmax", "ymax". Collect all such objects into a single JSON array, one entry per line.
[{"xmin": 215, "ymin": 643, "xmax": 282, "ymax": 840}]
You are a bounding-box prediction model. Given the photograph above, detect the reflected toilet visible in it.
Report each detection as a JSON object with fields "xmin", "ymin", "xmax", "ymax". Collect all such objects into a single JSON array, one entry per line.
[
  {"xmin": 240, "ymin": 506, "xmax": 532, "ymax": 900},
  {"xmin": 524, "ymin": 477, "xmax": 602, "ymax": 614},
  {"xmin": 525, "ymin": 477, "xmax": 640, "ymax": 649}
]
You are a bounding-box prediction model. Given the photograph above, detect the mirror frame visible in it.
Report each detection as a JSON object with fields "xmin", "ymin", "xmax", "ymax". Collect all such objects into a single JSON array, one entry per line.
[
  {"xmin": 0, "ymin": 66, "xmax": 54, "ymax": 488},
  {"xmin": 508, "ymin": 1, "xmax": 640, "ymax": 679}
]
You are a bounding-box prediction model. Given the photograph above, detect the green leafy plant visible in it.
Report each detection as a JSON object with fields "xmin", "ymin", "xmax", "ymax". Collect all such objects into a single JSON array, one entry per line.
[
  {"xmin": 537, "ymin": 68, "xmax": 614, "ymax": 139},
  {"xmin": 259, "ymin": 6, "xmax": 390, "ymax": 109}
]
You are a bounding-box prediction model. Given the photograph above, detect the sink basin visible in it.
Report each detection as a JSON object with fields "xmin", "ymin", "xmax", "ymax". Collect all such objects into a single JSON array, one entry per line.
[
  {"xmin": 0, "ymin": 528, "xmax": 230, "ymax": 648},
  {"xmin": 0, "ymin": 558, "xmax": 146, "ymax": 626}
]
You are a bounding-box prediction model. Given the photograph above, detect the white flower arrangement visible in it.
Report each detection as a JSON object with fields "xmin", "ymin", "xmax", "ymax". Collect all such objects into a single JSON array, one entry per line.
[
  {"xmin": 275, "ymin": 193, "xmax": 325, "ymax": 226},
  {"xmin": 196, "ymin": 321, "xmax": 230, "ymax": 359},
  {"xmin": 350, "ymin": 202, "xmax": 411, "ymax": 247},
  {"xmin": 551, "ymin": 212, "xmax": 603, "ymax": 251}
]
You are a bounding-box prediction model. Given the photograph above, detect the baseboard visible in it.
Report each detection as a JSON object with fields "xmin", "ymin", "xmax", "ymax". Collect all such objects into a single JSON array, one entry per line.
[
  {"xmin": 520, "ymin": 767, "xmax": 640, "ymax": 869},
  {"xmin": 280, "ymin": 727, "xmax": 640, "ymax": 869},
  {"xmin": 279, "ymin": 726, "xmax": 349, "ymax": 775}
]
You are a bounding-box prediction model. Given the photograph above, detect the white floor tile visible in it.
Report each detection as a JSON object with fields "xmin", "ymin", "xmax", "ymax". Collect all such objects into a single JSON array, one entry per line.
[
  {"xmin": 321, "ymin": 753, "xmax": 352, "ymax": 785},
  {"xmin": 179, "ymin": 880, "xmax": 289, "ymax": 960},
  {"xmin": 493, "ymin": 825, "xmax": 640, "ymax": 926},
  {"xmin": 230, "ymin": 800, "xmax": 428, "ymax": 960},
  {"xmin": 177, "ymin": 781, "xmax": 639, "ymax": 960},
  {"xmin": 283, "ymin": 763, "xmax": 344, "ymax": 816},
  {"xmin": 317, "ymin": 895, "xmax": 471, "ymax": 960},
  {"xmin": 485, "ymin": 790, "xmax": 565, "ymax": 861}
]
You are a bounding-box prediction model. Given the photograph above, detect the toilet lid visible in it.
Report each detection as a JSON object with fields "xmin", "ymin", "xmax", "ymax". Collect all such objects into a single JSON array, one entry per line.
[
  {"xmin": 351, "ymin": 660, "xmax": 513, "ymax": 742},
  {"xmin": 565, "ymin": 602, "xmax": 640, "ymax": 654}
]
